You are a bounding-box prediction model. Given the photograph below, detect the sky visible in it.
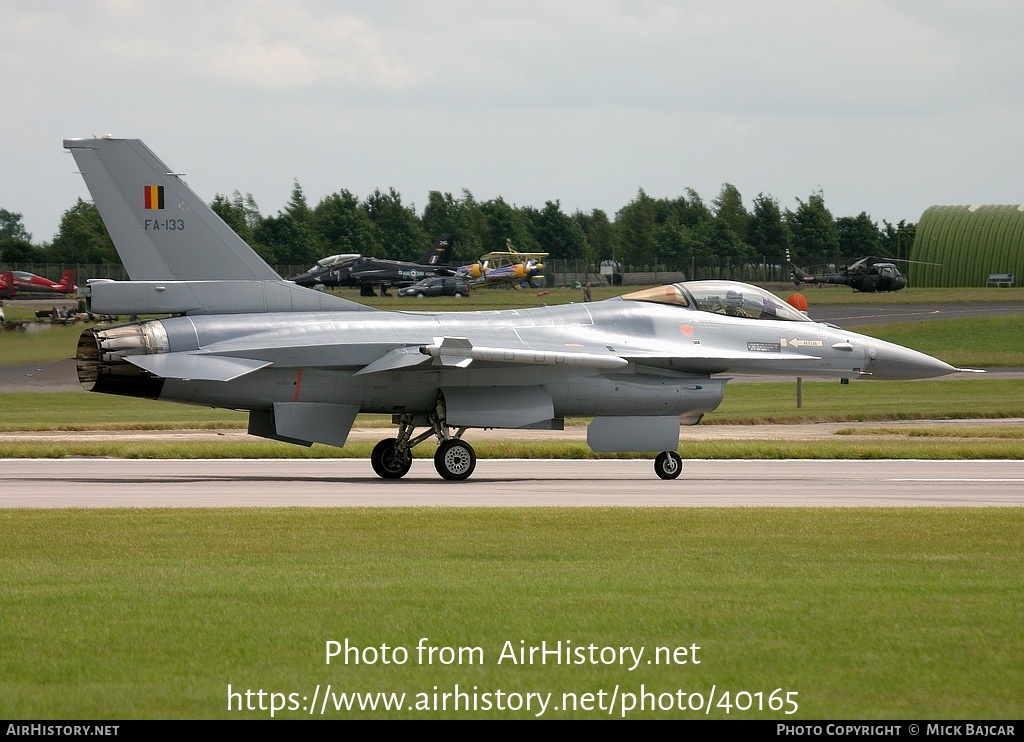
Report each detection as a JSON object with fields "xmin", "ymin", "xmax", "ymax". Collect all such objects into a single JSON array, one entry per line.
[{"xmin": 2, "ymin": 0, "xmax": 1022, "ymax": 244}]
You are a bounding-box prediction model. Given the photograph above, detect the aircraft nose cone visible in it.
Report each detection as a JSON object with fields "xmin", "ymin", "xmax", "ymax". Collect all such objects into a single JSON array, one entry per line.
[{"xmin": 863, "ymin": 339, "xmax": 958, "ymax": 380}]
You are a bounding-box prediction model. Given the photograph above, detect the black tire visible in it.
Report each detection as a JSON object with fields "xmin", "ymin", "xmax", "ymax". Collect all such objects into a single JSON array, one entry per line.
[
  {"xmin": 434, "ymin": 439, "xmax": 476, "ymax": 481},
  {"xmin": 654, "ymin": 451, "xmax": 682, "ymax": 480},
  {"xmin": 370, "ymin": 438, "xmax": 412, "ymax": 479}
]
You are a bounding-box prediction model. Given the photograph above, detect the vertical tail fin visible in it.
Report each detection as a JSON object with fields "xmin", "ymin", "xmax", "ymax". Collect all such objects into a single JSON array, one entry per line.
[
  {"xmin": 419, "ymin": 234, "xmax": 452, "ymax": 265},
  {"xmin": 0, "ymin": 271, "xmax": 14, "ymax": 299},
  {"xmin": 786, "ymin": 249, "xmax": 809, "ymax": 285},
  {"xmin": 64, "ymin": 138, "xmax": 281, "ymax": 282},
  {"xmin": 57, "ymin": 270, "xmax": 76, "ymax": 293}
]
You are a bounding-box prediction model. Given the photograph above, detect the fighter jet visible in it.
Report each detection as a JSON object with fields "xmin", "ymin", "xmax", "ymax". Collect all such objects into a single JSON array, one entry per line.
[
  {"xmin": 66, "ymin": 138, "xmax": 963, "ymax": 481},
  {"xmin": 292, "ymin": 236, "xmax": 453, "ymax": 296}
]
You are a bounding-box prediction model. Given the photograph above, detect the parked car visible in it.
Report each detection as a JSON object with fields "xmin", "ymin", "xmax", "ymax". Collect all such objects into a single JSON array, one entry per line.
[{"xmin": 398, "ymin": 276, "xmax": 471, "ymax": 297}]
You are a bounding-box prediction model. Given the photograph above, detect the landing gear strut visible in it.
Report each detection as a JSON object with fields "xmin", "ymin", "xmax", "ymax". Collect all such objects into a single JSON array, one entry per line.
[
  {"xmin": 654, "ymin": 450, "xmax": 682, "ymax": 480},
  {"xmin": 370, "ymin": 396, "xmax": 475, "ymax": 481}
]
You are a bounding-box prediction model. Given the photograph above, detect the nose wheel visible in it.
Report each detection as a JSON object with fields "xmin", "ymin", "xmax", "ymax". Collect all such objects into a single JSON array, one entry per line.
[
  {"xmin": 654, "ymin": 450, "xmax": 682, "ymax": 480},
  {"xmin": 434, "ymin": 439, "xmax": 477, "ymax": 481}
]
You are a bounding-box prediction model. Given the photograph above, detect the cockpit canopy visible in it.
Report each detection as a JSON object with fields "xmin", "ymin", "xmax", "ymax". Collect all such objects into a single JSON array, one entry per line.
[
  {"xmin": 621, "ymin": 281, "xmax": 810, "ymax": 322},
  {"xmin": 315, "ymin": 253, "xmax": 361, "ymax": 268}
]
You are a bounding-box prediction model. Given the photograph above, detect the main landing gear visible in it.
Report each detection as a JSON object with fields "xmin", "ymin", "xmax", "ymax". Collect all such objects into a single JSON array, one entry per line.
[
  {"xmin": 370, "ymin": 398, "xmax": 680, "ymax": 482},
  {"xmin": 371, "ymin": 401, "xmax": 476, "ymax": 481}
]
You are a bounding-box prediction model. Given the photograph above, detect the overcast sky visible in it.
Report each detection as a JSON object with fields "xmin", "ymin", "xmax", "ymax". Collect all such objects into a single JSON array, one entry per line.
[{"xmin": 2, "ymin": 0, "xmax": 1021, "ymax": 243}]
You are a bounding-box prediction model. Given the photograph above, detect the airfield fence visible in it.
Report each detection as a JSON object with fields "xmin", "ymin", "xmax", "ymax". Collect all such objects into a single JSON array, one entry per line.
[
  {"xmin": 544, "ymin": 259, "xmax": 791, "ymax": 287},
  {"xmin": 1, "ymin": 261, "xmax": 793, "ymax": 288}
]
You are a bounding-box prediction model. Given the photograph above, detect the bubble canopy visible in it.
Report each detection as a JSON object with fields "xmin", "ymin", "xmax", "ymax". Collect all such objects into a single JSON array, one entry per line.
[{"xmin": 621, "ymin": 281, "xmax": 811, "ymax": 322}]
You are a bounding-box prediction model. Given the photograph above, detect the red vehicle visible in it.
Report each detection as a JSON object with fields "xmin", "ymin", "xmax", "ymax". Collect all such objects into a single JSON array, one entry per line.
[{"xmin": 0, "ymin": 270, "xmax": 76, "ymax": 300}]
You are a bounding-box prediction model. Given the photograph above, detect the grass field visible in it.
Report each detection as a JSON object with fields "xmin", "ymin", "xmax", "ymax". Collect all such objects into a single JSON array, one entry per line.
[
  {"xmin": 3, "ymin": 436, "xmax": 1023, "ymax": 460},
  {"xmin": 3, "ymin": 379, "xmax": 1024, "ymax": 431},
  {"xmin": 337, "ymin": 284, "xmax": 1024, "ymax": 309},
  {"xmin": 0, "ymin": 508, "xmax": 1018, "ymax": 719},
  {"xmin": 2, "ymin": 378, "xmax": 1023, "ymax": 460},
  {"xmin": 2, "ymin": 291, "xmax": 1021, "ymax": 721}
]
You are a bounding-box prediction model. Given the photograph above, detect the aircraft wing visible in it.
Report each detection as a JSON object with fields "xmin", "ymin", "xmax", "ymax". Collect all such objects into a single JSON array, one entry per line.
[
  {"xmin": 123, "ymin": 334, "xmax": 819, "ymax": 383},
  {"xmin": 355, "ymin": 336, "xmax": 817, "ymax": 376}
]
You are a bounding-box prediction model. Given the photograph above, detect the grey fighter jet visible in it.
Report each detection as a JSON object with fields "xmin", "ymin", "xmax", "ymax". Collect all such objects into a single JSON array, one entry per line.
[{"xmin": 66, "ymin": 138, "xmax": 962, "ymax": 481}]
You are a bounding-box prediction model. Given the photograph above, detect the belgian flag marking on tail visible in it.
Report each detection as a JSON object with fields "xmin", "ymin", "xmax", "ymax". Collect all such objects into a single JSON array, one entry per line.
[{"xmin": 143, "ymin": 185, "xmax": 164, "ymax": 210}]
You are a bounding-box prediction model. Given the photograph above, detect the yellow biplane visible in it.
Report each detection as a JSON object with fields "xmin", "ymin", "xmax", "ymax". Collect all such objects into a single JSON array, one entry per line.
[{"xmin": 458, "ymin": 240, "xmax": 548, "ymax": 288}]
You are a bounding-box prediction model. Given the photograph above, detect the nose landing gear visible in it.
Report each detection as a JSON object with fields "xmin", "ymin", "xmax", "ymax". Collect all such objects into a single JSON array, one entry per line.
[{"xmin": 654, "ymin": 450, "xmax": 683, "ymax": 480}]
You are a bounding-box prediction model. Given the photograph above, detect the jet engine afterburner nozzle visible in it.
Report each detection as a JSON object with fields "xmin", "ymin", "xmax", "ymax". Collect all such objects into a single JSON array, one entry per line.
[{"xmin": 76, "ymin": 321, "xmax": 168, "ymax": 398}]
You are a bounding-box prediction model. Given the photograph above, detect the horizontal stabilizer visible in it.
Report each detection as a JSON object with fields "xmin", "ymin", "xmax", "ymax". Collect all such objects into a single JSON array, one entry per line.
[{"xmin": 125, "ymin": 353, "xmax": 271, "ymax": 381}]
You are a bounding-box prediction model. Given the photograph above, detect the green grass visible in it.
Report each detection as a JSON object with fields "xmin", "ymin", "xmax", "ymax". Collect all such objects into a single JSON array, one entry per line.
[
  {"xmin": 0, "ymin": 392, "xmax": 247, "ymax": 430},
  {"xmin": 762, "ymin": 285, "xmax": 1024, "ymax": 306},
  {"xmin": 836, "ymin": 426, "xmax": 1024, "ymax": 439},
  {"xmin": 3, "ymin": 437, "xmax": 1022, "ymax": 460},
  {"xmin": 1, "ymin": 380, "xmax": 1022, "ymax": 433},
  {"xmin": 340, "ymin": 284, "xmax": 1024, "ymax": 310},
  {"xmin": 0, "ymin": 323, "xmax": 85, "ymax": 365},
  {"xmin": 859, "ymin": 315, "xmax": 1024, "ymax": 367},
  {"xmin": 0, "ymin": 508, "xmax": 1019, "ymax": 719},
  {"xmin": 707, "ymin": 378, "xmax": 1024, "ymax": 423}
]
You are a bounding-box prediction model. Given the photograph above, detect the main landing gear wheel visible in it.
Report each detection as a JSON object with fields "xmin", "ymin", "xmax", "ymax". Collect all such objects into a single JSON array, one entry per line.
[
  {"xmin": 434, "ymin": 439, "xmax": 477, "ymax": 481},
  {"xmin": 371, "ymin": 438, "xmax": 412, "ymax": 479},
  {"xmin": 654, "ymin": 451, "xmax": 682, "ymax": 480}
]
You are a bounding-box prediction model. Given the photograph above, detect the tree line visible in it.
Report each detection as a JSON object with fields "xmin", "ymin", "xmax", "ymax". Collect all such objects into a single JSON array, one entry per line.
[{"xmin": 0, "ymin": 184, "xmax": 917, "ymax": 274}]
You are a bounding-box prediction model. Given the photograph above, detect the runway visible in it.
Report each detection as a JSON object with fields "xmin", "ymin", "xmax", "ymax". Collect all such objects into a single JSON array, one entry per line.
[
  {"xmin": 2, "ymin": 458, "xmax": 1021, "ymax": 507},
  {"xmin": 806, "ymin": 300, "xmax": 1024, "ymax": 326}
]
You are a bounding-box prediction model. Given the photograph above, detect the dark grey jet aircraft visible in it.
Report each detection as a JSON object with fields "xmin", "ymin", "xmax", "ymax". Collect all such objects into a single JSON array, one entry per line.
[
  {"xmin": 292, "ymin": 236, "xmax": 453, "ymax": 296},
  {"xmin": 66, "ymin": 138, "xmax": 963, "ymax": 481}
]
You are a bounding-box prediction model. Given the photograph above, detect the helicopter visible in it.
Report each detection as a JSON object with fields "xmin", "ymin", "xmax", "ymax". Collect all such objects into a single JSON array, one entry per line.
[{"xmin": 787, "ymin": 251, "xmax": 938, "ymax": 293}]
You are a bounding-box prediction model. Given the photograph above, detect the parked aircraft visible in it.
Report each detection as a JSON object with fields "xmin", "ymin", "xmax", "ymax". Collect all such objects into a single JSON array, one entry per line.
[
  {"xmin": 458, "ymin": 243, "xmax": 547, "ymax": 288},
  {"xmin": 292, "ymin": 236, "xmax": 452, "ymax": 296},
  {"xmin": 0, "ymin": 269, "xmax": 76, "ymax": 300},
  {"xmin": 787, "ymin": 250, "xmax": 941, "ymax": 293},
  {"xmin": 66, "ymin": 138, "xmax": 963, "ymax": 481}
]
